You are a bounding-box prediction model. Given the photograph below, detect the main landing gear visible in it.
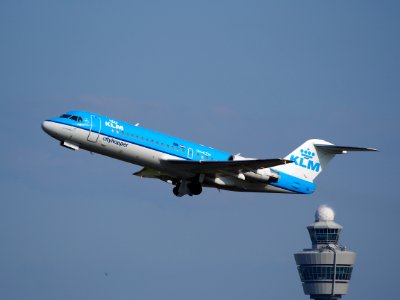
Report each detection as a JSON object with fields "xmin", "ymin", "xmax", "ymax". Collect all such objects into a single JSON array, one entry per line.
[{"xmin": 172, "ymin": 180, "xmax": 203, "ymax": 197}]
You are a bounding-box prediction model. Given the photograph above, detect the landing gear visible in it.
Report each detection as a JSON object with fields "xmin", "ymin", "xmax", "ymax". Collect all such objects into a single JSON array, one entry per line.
[
  {"xmin": 173, "ymin": 185, "xmax": 180, "ymax": 196},
  {"xmin": 172, "ymin": 181, "xmax": 203, "ymax": 197},
  {"xmin": 188, "ymin": 183, "xmax": 202, "ymax": 195}
]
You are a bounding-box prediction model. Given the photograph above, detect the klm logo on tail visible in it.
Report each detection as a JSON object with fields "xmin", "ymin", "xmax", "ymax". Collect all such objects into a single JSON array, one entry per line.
[{"xmin": 290, "ymin": 148, "xmax": 321, "ymax": 172}]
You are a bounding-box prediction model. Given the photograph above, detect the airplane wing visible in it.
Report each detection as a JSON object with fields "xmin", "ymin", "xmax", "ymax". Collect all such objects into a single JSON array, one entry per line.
[
  {"xmin": 315, "ymin": 144, "xmax": 378, "ymax": 154},
  {"xmin": 133, "ymin": 167, "xmax": 176, "ymax": 182},
  {"xmin": 160, "ymin": 158, "xmax": 291, "ymax": 174}
]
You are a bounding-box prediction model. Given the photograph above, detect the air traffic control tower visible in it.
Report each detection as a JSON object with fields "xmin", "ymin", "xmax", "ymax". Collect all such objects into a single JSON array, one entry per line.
[{"xmin": 294, "ymin": 206, "xmax": 356, "ymax": 300}]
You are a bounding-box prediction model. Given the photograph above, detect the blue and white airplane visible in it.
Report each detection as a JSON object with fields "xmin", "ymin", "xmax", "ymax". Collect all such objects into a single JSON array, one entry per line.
[{"xmin": 42, "ymin": 111, "xmax": 376, "ymax": 197}]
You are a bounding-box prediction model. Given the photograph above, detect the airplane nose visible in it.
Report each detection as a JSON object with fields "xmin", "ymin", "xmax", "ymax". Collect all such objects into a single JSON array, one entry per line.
[
  {"xmin": 42, "ymin": 120, "xmax": 53, "ymax": 135},
  {"xmin": 42, "ymin": 121, "xmax": 57, "ymax": 137}
]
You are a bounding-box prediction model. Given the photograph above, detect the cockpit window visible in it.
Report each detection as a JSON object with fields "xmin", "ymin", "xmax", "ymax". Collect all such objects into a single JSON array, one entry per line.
[
  {"xmin": 60, "ymin": 114, "xmax": 72, "ymax": 119},
  {"xmin": 69, "ymin": 116, "xmax": 83, "ymax": 122},
  {"xmin": 60, "ymin": 114, "xmax": 83, "ymax": 122}
]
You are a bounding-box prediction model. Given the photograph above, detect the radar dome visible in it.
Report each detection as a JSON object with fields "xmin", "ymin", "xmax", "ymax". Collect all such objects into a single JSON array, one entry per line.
[{"xmin": 315, "ymin": 205, "xmax": 335, "ymax": 221}]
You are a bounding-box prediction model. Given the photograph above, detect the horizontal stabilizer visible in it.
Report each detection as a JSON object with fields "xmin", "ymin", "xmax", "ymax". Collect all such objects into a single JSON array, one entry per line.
[
  {"xmin": 315, "ymin": 144, "xmax": 378, "ymax": 154},
  {"xmin": 161, "ymin": 158, "xmax": 291, "ymax": 174}
]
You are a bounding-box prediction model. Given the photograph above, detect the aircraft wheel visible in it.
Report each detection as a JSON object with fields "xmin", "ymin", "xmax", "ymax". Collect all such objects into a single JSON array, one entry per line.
[{"xmin": 190, "ymin": 183, "xmax": 202, "ymax": 195}]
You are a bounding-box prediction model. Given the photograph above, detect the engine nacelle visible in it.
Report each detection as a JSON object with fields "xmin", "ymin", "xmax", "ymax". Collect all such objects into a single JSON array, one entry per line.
[
  {"xmin": 213, "ymin": 176, "xmax": 236, "ymax": 186},
  {"xmin": 244, "ymin": 168, "xmax": 280, "ymax": 184},
  {"xmin": 256, "ymin": 168, "xmax": 279, "ymax": 178},
  {"xmin": 231, "ymin": 155, "xmax": 279, "ymax": 183}
]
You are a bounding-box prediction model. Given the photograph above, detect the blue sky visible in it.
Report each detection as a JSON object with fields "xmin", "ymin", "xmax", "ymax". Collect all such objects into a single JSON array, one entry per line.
[{"xmin": 1, "ymin": 1, "xmax": 399, "ymax": 299}]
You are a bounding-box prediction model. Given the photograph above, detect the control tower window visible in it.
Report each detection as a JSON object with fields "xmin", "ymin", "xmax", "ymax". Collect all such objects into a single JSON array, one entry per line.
[
  {"xmin": 309, "ymin": 228, "xmax": 339, "ymax": 244},
  {"xmin": 298, "ymin": 265, "xmax": 353, "ymax": 281}
]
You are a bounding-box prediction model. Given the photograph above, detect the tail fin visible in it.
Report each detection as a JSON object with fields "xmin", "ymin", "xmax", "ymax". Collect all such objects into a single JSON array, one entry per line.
[{"xmin": 273, "ymin": 139, "xmax": 376, "ymax": 182}]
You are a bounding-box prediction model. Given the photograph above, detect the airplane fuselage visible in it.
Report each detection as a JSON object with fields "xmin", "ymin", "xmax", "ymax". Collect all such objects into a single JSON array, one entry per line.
[{"xmin": 42, "ymin": 110, "xmax": 334, "ymax": 196}]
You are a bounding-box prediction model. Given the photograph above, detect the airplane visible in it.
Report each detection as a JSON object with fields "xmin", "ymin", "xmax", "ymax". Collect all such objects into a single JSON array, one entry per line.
[{"xmin": 42, "ymin": 110, "xmax": 376, "ymax": 197}]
